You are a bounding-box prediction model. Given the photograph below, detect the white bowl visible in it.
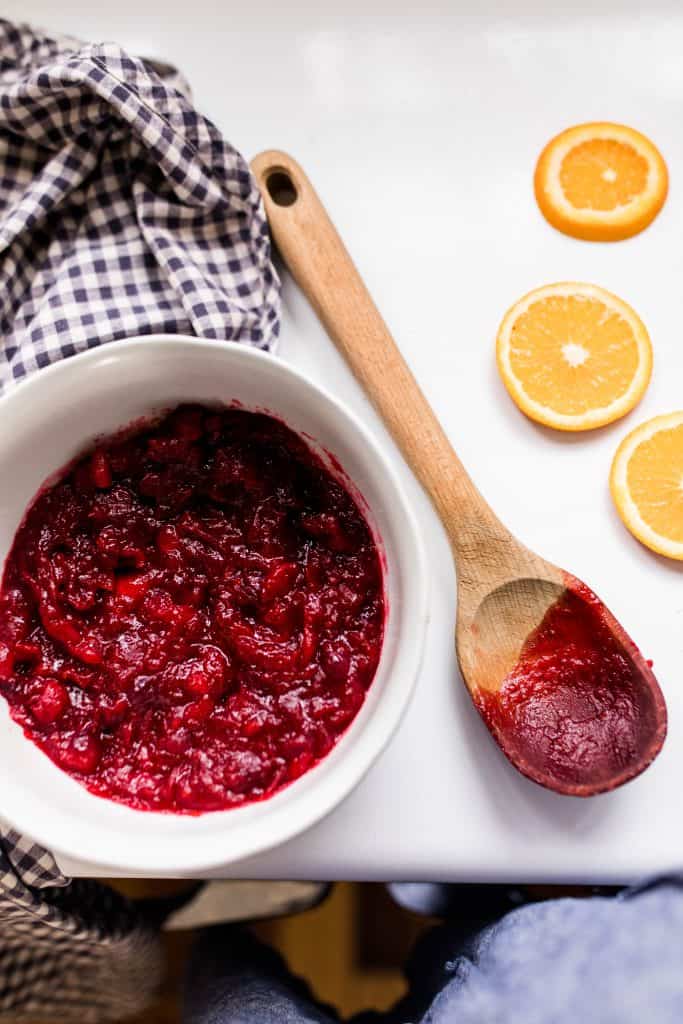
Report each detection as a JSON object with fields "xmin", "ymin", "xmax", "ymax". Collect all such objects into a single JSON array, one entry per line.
[{"xmin": 0, "ymin": 336, "xmax": 427, "ymax": 874}]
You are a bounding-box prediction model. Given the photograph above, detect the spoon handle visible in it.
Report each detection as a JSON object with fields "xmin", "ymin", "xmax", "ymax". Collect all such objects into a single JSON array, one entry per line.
[{"xmin": 250, "ymin": 151, "xmax": 510, "ymax": 559}]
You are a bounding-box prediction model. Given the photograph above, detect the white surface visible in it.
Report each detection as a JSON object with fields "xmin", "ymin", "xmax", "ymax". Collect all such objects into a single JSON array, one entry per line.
[
  {"xmin": 0, "ymin": 338, "xmax": 426, "ymax": 872},
  {"xmin": 5, "ymin": 0, "xmax": 683, "ymax": 882}
]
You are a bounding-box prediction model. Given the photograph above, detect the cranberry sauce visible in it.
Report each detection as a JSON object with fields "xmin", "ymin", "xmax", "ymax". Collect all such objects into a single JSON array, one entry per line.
[
  {"xmin": 475, "ymin": 581, "xmax": 663, "ymax": 795},
  {"xmin": 0, "ymin": 406, "xmax": 385, "ymax": 813}
]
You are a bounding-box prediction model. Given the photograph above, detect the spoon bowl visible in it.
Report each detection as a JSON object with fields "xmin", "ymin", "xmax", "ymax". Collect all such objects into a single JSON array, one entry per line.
[{"xmin": 460, "ymin": 568, "xmax": 666, "ymax": 795}]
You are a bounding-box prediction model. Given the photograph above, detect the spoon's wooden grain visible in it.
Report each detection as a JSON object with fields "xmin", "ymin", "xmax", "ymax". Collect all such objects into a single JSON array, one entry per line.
[{"xmin": 250, "ymin": 150, "xmax": 667, "ymax": 796}]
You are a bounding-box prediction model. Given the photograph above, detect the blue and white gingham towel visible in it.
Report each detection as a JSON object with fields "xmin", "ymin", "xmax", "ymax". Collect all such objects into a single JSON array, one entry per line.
[
  {"xmin": 0, "ymin": 18, "xmax": 280, "ymax": 393},
  {"xmin": 0, "ymin": 18, "xmax": 281, "ymax": 1019},
  {"xmin": 0, "ymin": 830, "xmax": 163, "ymax": 1021}
]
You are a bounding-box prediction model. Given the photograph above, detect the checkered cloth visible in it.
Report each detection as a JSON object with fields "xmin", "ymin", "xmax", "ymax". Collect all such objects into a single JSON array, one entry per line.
[
  {"xmin": 0, "ymin": 18, "xmax": 280, "ymax": 393},
  {"xmin": 0, "ymin": 18, "xmax": 282, "ymax": 1020},
  {"xmin": 0, "ymin": 829, "xmax": 162, "ymax": 1020}
]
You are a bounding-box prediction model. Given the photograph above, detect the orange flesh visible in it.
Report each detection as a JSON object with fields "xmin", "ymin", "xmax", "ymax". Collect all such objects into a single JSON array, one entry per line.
[
  {"xmin": 626, "ymin": 422, "xmax": 683, "ymax": 544},
  {"xmin": 559, "ymin": 139, "xmax": 649, "ymax": 211},
  {"xmin": 508, "ymin": 295, "xmax": 640, "ymax": 416}
]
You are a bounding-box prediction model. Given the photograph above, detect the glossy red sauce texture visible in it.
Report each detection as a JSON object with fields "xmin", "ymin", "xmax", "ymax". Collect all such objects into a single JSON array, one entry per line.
[
  {"xmin": 0, "ymin": 406, "xmax": 384, "ymax": 813},
  {"xmin": 475, "ymin": 581, "xmax": 663, "ymax": 794}
]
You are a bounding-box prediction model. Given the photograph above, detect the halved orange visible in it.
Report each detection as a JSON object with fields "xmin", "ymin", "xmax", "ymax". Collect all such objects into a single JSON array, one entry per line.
[
  {"xmin": 610, "ymin": 412, "xmax": 683, "ymax": 560},
  {"xmin": 496, "ymin": 282, "xmax": 652, "ymax": 431},
  {"xmin": 534, "ymin": 122, "xmax": 668, "ymax": 241}
]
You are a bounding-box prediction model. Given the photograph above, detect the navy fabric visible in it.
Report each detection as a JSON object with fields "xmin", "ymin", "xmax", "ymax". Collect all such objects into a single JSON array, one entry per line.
[
  {"xmin": 0, "ymin": 19, "xmax": 280, "ymax": 393},
  {"xmin": 183, "ymin": 879, "xmax": 683, "ymax": 1024},
  {"xmin": 184, "ymin": 926, "xmax": 338, "ymax": 1024}
]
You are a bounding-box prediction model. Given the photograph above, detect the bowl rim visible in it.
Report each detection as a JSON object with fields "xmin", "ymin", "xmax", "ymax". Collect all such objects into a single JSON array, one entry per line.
[{"xmin": 0, "ymin": 335, "xmax": 429, "ymax": 873}]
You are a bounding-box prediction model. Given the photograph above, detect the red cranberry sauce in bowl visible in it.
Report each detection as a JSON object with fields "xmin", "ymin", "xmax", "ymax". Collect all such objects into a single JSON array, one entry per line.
[{"xmin": 0, "ymin": 405, "xmax": 385, "ymax": 814}]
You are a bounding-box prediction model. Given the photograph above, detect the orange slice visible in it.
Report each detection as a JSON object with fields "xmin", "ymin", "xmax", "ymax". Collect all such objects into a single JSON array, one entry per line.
[
  {"xmin": 534, "ymin": 122, "xmax": 668, "ymax": 241},
  {"xmin": 496, "ymin": 282, "xmax": 652, "ymax": 431},
  {"xmin": 610, "ymin": 412, "xmax": 683, "ymax": 560}
]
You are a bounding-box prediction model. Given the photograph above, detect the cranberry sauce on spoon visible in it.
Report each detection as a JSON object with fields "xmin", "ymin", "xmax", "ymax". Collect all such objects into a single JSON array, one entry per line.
[
  {"xmin": 474, "ymin": 576, "xmax": 666, "ymax": 796},
  {"xmin": 0, "ymin": 406, "xmax": 385, "ymax": 813}
]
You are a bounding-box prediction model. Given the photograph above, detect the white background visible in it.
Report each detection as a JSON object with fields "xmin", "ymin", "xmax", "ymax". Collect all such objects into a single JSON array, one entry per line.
[{"xmin": 6, "ymin": 0, "xmax": 683, "ymax": 881}]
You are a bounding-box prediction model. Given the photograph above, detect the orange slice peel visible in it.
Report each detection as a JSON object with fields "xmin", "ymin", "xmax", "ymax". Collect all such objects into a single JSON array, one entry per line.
[
  {"xmin": 534, "ymin": 122, "xmax": 668, "ymax": 241},
  {"xmin": 610, "ymin": 412, "xmax": 683, "ymax": 561},
  {"xmin": 496, "ymin": 282, "xmax": 652, "ymax": 431}
]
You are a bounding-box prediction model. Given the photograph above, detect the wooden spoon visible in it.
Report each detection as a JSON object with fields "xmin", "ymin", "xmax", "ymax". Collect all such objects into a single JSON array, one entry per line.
[{"xmin": 250, "ymin": 151, "xmax": 667, "ymax": 797}]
